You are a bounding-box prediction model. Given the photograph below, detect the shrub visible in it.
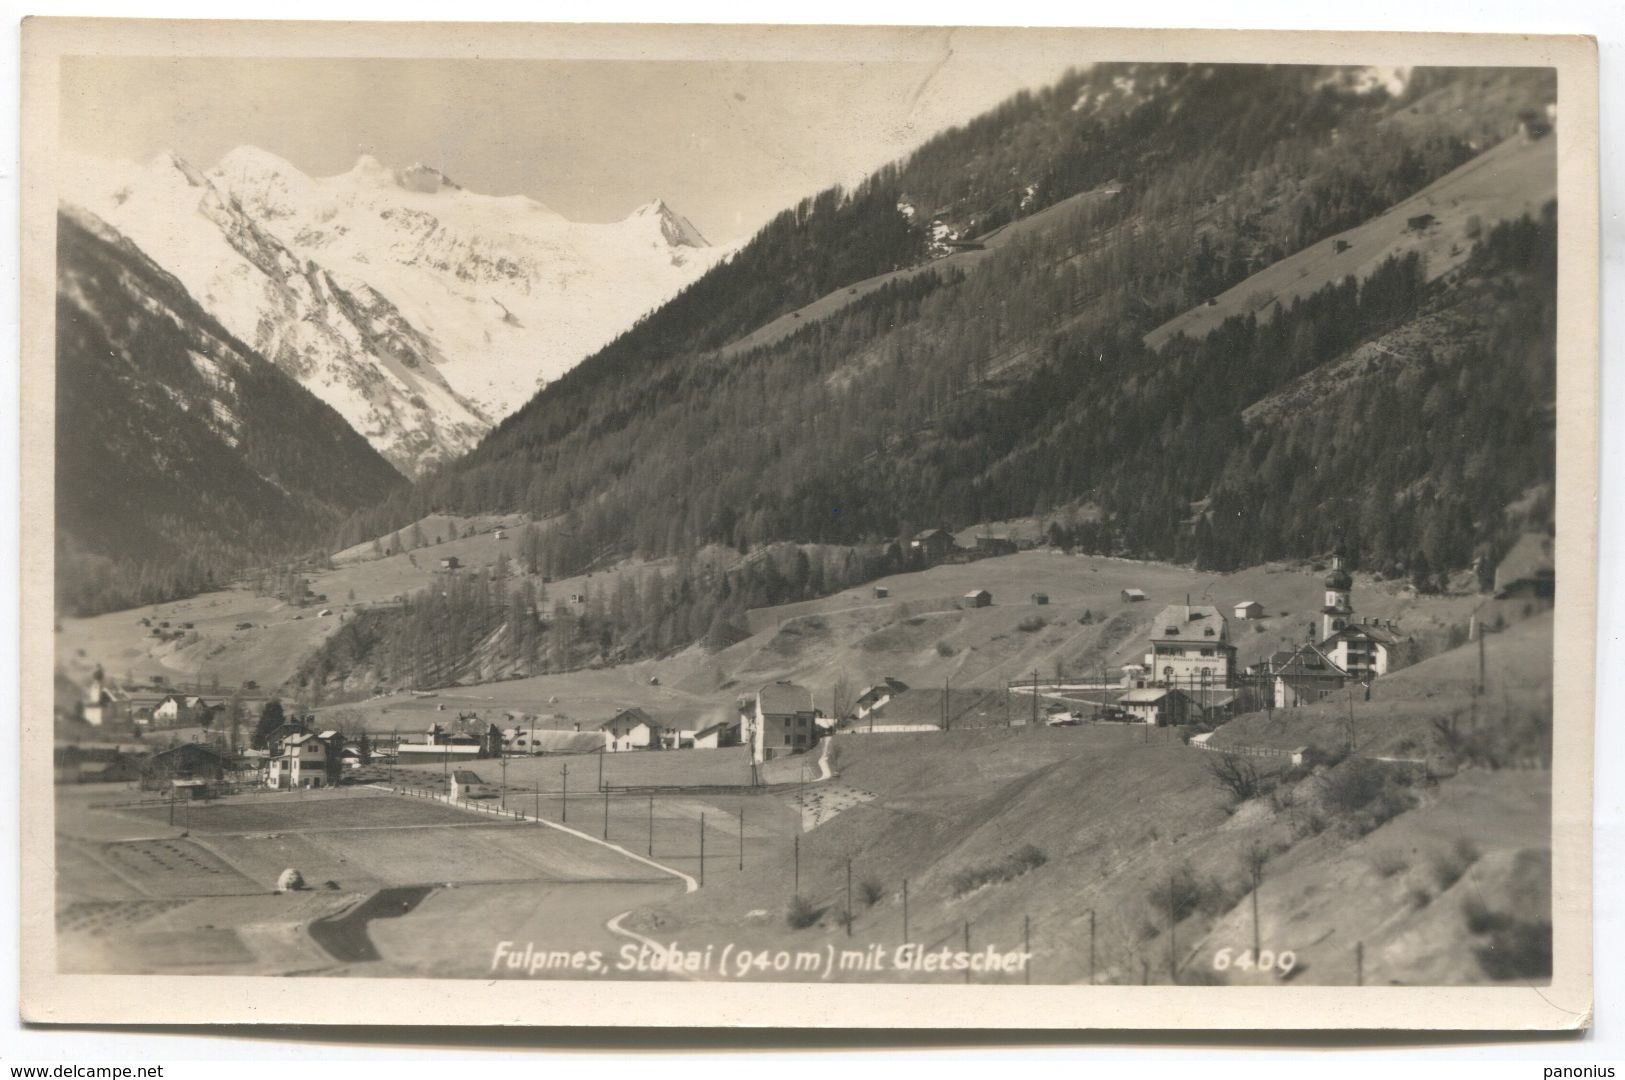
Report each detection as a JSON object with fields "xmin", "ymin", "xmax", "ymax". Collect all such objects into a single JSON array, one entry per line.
[
  {"xmin": 1461, "ymin": 896, "xmax": 1510, "ymax": 935},
  {"xmin": 1320, "ymin": 760, "xmax": 1416, "ymax": 834},
  {"xmin": 1016, "ymin": 615, "xmax": 1047, "ymax": 633},
  {"xmin": 935, "ymin": 640, "xmax": 956, "ymax": 657},
  {"xmin": 1428, "ymin": 838, "xmax": 1482, "ymax": 891},
  {"xmin": 1146, "ymin": 864, "xmax": 1224, "ymax": 923},
  {"xmin": 949, "ymin": 845, "xmax": 1048, "ymax": 897},
  {"xmin": 786, "ymin": 895, "xmax": 824, "ymax": 929},
  {"xmin": 1406, "ymin": 885, "xmax": 1433, "ymax": 910},
  {"xmin": 1369, "ymin": 849, "xmax": 1409, "ymax": 878},
  {"xmin": 1474, "ymin": 919, "xmax": 1552, "ymax": 980},
  {"xmin": 858, "ymin": 879, "xmax": 885, "ymax": 908},
  {"xmin": 1208, "ymin": 754, "xmax": 1267, "ymax": 801}
]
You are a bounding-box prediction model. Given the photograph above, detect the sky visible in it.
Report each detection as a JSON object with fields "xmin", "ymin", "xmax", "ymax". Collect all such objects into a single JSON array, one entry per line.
[{"xmin": 59, "ymin": 42, "xmax": 1082, "ymax": 244}]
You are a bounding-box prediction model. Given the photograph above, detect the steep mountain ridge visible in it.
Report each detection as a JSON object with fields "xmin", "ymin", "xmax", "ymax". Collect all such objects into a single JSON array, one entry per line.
[
  {"xmin": 61, "ymin": 146, "xmax": 727, "ymax": 475},
  {"xmin": 340, "ymin": 63, "xmax": 1555, "ymax": 592},
  {"xmin": 55, "ymin": 206, "xmax": 407, "ymax": 615}
]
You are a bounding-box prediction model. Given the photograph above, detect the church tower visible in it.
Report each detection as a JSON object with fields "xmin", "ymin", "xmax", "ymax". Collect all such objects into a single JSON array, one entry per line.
[{"xmin": 1320, "ymin": 554, "xmax": 1353, "ymax": 642}]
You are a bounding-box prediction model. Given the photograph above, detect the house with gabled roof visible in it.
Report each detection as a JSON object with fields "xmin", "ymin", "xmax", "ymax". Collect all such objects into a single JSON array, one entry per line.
[
  {"xmin": 1144, "ymin": 603, "xmax": 1236, "ymax": 689},
  {"xmin": 1272, "ymin": 642, "xmax": 1350, "ymax": 709},
  {"xmin": 751, "ymin": 681, "xmax": 817, "ymax": 762},
  {"xmin": 601, "ymin": 708, "xmax": 661, "ymax": 753}
]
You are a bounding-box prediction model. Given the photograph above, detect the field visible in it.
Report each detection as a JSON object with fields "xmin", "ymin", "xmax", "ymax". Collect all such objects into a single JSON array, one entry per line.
[
  {"xmin": 53, "ymin": 761, "xmax": 811, "ymax": 977},
  {"xmin": 1145, "ymin": 131, "xmax": 1556, "ymax": 349},
  {"xmin": 56, "ymin": 512, "xmax": 726, "ymax": 694}
]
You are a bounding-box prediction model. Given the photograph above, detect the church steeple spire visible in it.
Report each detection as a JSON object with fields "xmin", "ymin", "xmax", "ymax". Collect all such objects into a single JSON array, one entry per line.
[{"xmin": 1321, "ymin": 553, "xmax": 1353, "ymax": 641}]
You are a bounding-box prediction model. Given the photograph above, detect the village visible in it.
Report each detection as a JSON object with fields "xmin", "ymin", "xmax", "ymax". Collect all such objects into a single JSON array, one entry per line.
[{"xmin": 55, "ymin": 525, "xmax": 1555, "ymax": 805}]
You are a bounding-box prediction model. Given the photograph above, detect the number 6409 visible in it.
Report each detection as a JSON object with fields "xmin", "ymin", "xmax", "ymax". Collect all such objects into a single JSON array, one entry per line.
[{"xmin": 1212, "ymin": 947, "xmax": 1296, "ymax": 974}]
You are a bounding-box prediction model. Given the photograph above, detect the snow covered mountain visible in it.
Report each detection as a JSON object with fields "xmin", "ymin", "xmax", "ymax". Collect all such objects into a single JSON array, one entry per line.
[{"xmin": 59, "ymin": 147, "xmax": 728, "ymax": 476}]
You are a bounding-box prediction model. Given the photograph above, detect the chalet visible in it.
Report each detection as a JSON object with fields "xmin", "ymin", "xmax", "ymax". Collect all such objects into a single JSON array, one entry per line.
[
  {"xmin": 751, "ymin": 681, "xmax": 817, "ymax": 762},
  {"xmin": 1121, "ymin": 588, "xmax": 1148, "ymax": 603},
  {"xmin": 1493, "ymin": 532, "xmax": 1555, "ymax": 605},
  {"xmin": 264, "ymin": 719, "xmax": 312, "ymax": 759},
  {"xmin": 153, "ymin": 694, "xmax": 213, "ymax": 726},
  {"xmin": 855, "ymin": 677, "xmax": 909, "ymax": 720},
  {"xmin": 691, "ymin": 719, "xmax": 739, "ymax": 750},
  {"xmin": 910, "ymin": 528, "xmax": 955, "ymax": 563},
  {"xmin": 268, "ymin": 732, "xmax": 329, "ymax": 789},
  {"xmin": 1144, "ymin": 604, "xmax": 1236, "ymax": 689},
  {"xmin": 1271, "ymin": 642, "xmax": 1350, "ymax": 709},
  {"xmin": 873, "ymin": 586, "xmax": 890, "ymax": 599},
  {"xmin": 976, "ymin": 535, "xmax": 1019, "ymax": 557},
  {"xmin": 601, "ymin": 708, "xmax": 661, "ymax": 753},
  {"xmin": 1233, "ymin": 600, "xmax": 1264, "ymax": 620},
  {"xmin": 962, "ymin": 589, "xmax": 993, "ymax": 608},
  {"xmin": 450, "ymin": 770, "xmax": 499, "ymax": 801},
  {"xmin": 143, "ymin": 743, "xmax": 227, "ymax": 791},
  {"xmin": 1030, "ymin": 592, "xmax": 1050, "ymax": 606},
  {"xmin": 1321, "ymin": 619, "xmax": 1412, "ymax": 680},
  {"xmin": 1118, "ymin": 687, "xmax": 1193, "ymax": 727}
]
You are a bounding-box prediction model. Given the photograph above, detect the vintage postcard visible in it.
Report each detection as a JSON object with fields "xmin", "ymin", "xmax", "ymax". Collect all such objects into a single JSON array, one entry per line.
[{"xmin": 18, "ymin": 19, "xmax": 1598, "ymax": 1030}]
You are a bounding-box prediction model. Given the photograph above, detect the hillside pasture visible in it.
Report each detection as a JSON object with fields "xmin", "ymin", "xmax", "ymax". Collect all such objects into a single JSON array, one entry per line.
[{"xmin": 1145, "ymin": 131, "xmax": 1556, "ymax": 349}]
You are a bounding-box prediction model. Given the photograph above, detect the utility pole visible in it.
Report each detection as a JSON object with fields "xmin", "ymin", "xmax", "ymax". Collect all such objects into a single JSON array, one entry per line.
[
  {"xmin": 561, "ymin": 763, "xmax": 568, "ymax": 823},
  {"xmin": 500, "ymin": 754, "xmax": 507, "ymax": 811},
  {"xmin": 793, "ymin": 834, "xmax": 800, "ymax": 894},
  {"xmin": 1168, "ymin": 875, "xmax": 1178, "ymax": 984},
  {"xmin": 738, "ymin": 807, "xmax": 745, "ymax": 871},
  {"xmin": 598, "ymin": 750, "xmax": 604, "ymax": 790},
  {"xmin": 603, "ymin": 788, "xmax": 609, "ymax": 839},
  {"xmin": 1252, "ymin": 858, "xmax": 1263, "ymax": 960},
  {"xmin": 1031, "ymin": 669, "xmax": 1039, "ymax": 728},
  {"xmin": 846, "ymin": 859, "xmax": 853, "ymax": 937},
  {"xmin": 1024, "ymin": 915, "xmax": 1031, "ymax": 985},
  {"xmin": 534, "ymin": 784, "xmax": 539, "ymax": 822}
]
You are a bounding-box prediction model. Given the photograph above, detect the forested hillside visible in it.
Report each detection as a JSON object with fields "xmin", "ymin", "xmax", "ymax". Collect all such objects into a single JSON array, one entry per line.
[
  {"xmin": 296, "ymin": 63, "xmax": 1560, "ymax": 694},
  {"xmin": 55, "ymin": 207, "xmax": 407, "ymax": 615}
]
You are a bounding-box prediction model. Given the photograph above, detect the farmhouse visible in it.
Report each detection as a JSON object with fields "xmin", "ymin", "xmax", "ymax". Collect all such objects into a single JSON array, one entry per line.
[
  {"xmin": 450, "ymin": 770, "xmax": 499, "ymax": 801},
  {"xmin": 690, "ymin": 719, "xmax": 739, "ymax": 750},
  {"xmin": 1117, "ymin": 687, "xmax": 1192, "ymax": 727},
  {"xmin": 143, "ymin": 743, "xmax": 227, "ymax": 791},
  {"xmin": 600, "ymin": 708, "xmax": 662, "ymax": 753},
  {"xmin": 1271, "ymin": 642, "xmax": 1350, "ymax": 709},
  {"xmin": 976, "ymin": 535, "xmax": 1019, "ymax": 557},
  {"xmin": 751, "ymin": 681, "xmax": 817, "ymax": 762},
  {"xmin": 910, "ymin": 528, "xmax": 955, "ymax": 563},
  {"xmin": 962, "ymin": 589, "xmax": 993, "ymax": 608},
  {"xmin": 1144, "ymin": 604, "xmax": 1236, "ymax": 690},
  {"xmin": 153, "ymin": 694, "xmax": 214, "ymax": 726},
  {"xmin": 268, "ymin": 732, "xmax": 330, "ymax": 789},
  {"xmin": 855, "ymin": 677, "xmax": 909, "ymax": 720},
  {"xmin": 1233, "ymin": 600, "xmax": 1264, "ymax": 620}
]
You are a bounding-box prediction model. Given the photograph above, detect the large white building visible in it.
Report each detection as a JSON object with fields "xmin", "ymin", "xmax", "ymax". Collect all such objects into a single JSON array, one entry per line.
[{"xmin": 1144, "ymin": 604, "xmax": 1236, "ymax": 690}]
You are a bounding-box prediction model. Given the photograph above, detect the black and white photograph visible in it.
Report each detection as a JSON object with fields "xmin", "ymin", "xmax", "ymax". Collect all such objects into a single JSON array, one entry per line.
[{"xmin": 16, "ymin": 18, "xmax": 1599, "ymax": 1031}]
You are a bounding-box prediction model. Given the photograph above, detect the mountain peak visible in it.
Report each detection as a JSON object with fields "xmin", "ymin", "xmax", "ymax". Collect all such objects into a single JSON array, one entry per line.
[
  {"xmin": 214, "ymin": 144, "xmax": 308, "ymax": 182},
  {"xmin": 149, "ymin": 149, "xmax": 208, "ymax": 188},
  {"xmin": 398, "ymin": 162, "xmax": 462, "ymax": 194},
  {"xmin": 627, "ymin": 198, "xmax": 709, "ymax": 248}
]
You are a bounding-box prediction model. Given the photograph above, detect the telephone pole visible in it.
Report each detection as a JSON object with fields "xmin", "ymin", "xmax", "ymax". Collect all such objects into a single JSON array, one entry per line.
[{"xmin": 560, "ymin": 762, "xmax": 568, "ymax": 823}]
